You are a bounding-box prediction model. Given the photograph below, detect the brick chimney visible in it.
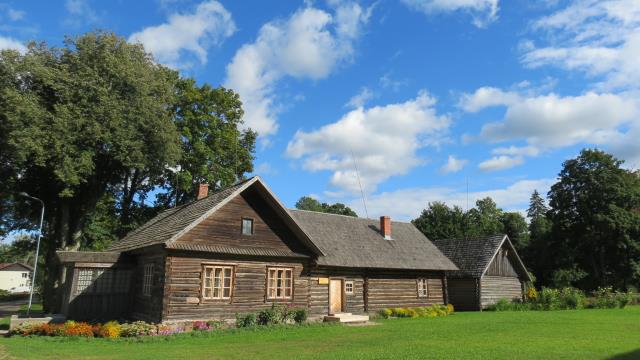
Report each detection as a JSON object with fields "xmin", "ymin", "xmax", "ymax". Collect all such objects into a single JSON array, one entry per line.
[
  {"xmin": 196, "ymin": 183, "xmax": 209, "ymax": 200},
  {"xmin": 380, "ymin": 216, "xmax": 392, "ymax": 240}
]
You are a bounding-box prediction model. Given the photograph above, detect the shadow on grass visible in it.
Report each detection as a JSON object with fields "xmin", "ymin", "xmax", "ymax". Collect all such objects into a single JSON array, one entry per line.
[{"xmin": 608, "ymin": 349, "xmax": 640, "ymax": 360}]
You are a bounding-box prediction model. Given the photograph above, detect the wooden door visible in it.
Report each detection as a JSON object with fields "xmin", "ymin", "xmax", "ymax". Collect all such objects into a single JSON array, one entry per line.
[{"xmin": 329, "ymin": 279, "xmax": 343, "ymax": 314}]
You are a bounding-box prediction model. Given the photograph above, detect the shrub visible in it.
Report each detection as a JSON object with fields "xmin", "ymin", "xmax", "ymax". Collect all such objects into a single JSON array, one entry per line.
[
  {"xmin": 257, "ymin": 307, "xmax": 278, "ymax": 325},
  {"xmin": 525, "ymin": 286, "xmax": 538, "ymax": 302},
  {"xmin": 446, "ymin": 304, "xmax": 455, "ymax": 315},
  {"xmin": 293, "ymin": 308, "xmax": 308, "ymax": 324},
  {"xmin": 490, "ymin": 298, "xmax": 513, "ymax": 311},
  {"xmin": 120, "ymin": 321, "xmax": 157, "ymax": 337},
  {"xmin": 592, "ymin": 287, "xmax": 619, "ymax": 309},
  {"xmin": 236, "ymin": 313, "xmax": 257, "ymax": 328},
  {"xmin": 538, "ymin": 288, "xmax": 562, "ymax": 310},
  {"xmin": 192, "ymin": 321, "xmax": 211, "ymax": 331},
  {"xmin": 378, "ymin": 308, "xmax": 392, "ymax": 319},
  {"xmin": 559, "ymin": 287, "xmax": 586, "ymax": 309},
  {"xmin": 97, "ymin": 321, "xmax": 121, "ymax": 338}
]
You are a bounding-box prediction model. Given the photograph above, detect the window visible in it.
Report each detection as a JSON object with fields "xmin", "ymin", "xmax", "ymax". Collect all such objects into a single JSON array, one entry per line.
[
  {"xmin": 267, "ymin": 268, "xmax": 292, "ymax": 299},
  {"xmin": 241, "ymin": 218, "xmax": 254, "ymax": 235},
  {"xmin": 22, "ymin": 273, "xmax": 28, "ymax": 278},
  {"xmin": 202, "ymin": 266, "xmax": 233, "ymax": 299},
  {"xmin": 344, "ymin": 281, "xmax": 354, "ymax": 294},
  {"xmin": 76, "ymin": 269, "xmax": 95, "ymax": 295},
  {"xmin": 417, "ymin": 278, "xmax": 428, "ymax": 298},
  {"xmin": 142, "ymin": 264, "xmax": 154, "ymax": 296}
]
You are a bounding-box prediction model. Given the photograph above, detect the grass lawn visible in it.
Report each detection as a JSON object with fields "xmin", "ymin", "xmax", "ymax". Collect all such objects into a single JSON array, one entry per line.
[{"xmin": 1, "ymin": 307, "xmax": 639, "ymax": 360}]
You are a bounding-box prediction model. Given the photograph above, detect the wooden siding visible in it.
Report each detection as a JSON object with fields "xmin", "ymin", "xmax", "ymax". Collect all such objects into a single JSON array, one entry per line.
[
  {"xmin": 485, "ymin": 245, "xmax": 520, "ymax": 277},
  {"xmin": 447, "ymin": 278, "xmax": 479, "ymax": 311},
  {"xmin": 163, "ymin": 254, "xmax": 309, "ymax": 321},
  {"xmin": 366, "ymin": 272, "xmax": 444, "ymax": 311},
  {"xmin": 308, "ymin": 268, "xmax": 365, "ymax": 316},
  {"xmin": 175, "ymin": 189, "xmax": 309, "ymax": 255},
  {"xmin": 480, "ymin": 276, "xmax": 523, "ymax": 308},
  {"xmin": 131, "ymin": 253, "xmax": 166, "ymax": 323}
]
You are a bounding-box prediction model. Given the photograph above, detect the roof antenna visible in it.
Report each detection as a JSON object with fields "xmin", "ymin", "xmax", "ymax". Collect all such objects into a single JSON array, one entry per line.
[{"xmin": 350, "ymin": 146, "xmax": 369, "ymax": 218}]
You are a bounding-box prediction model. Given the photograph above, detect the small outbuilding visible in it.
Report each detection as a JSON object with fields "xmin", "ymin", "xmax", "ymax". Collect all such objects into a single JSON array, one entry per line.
[{"xmin": 432, "ymin": 234, "xmax": 531, "ymax": 311}]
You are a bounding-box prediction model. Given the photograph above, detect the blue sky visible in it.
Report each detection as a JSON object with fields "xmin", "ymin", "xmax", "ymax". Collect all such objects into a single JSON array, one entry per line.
[{"xmin": 2, "ymin": 0, "xmax": 639, "ymax": 221}]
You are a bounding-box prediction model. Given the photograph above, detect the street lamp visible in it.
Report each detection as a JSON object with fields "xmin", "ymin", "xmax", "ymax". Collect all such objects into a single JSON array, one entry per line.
[{"xmin": 18, "ymin": 192, "xmax": 44, "ymax": 317}]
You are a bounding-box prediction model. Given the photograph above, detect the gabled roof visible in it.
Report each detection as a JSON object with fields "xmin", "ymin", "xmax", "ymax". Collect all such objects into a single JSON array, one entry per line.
[
  {"xmin": 432, "ymin": 234, "xmax": 531, "ymax": 281},
  {"xmin": 290, "ymin": 210, "xmax": 458, "ymax": 271},
  {"xmin": 108, "ymin": 177, "xmax": 322, "ymax": 257},
  {"xmin": 0, "ymin": 263, "xmax": 33, "ymax": 271}
]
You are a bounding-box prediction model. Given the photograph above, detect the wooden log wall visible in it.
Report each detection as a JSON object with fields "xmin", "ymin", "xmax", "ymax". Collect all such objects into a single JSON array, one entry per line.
[
  {"xmin": 175, "ymin": 190, "xmax": 309, "ymax": 255},
  {"xmin": 446, "ymin": 278, "xmax": 479, "ymax": 311},
  {"xmin": 366, "ymin": 271, "xmax": 444, "ymax": 311},
  {"xmin": 480, "ymin": 275, "xmax": 523, "ymax": 308},
  {"xmin": 163, "ymin": 254, "xmax": 309, "ymax": 321},
  {"xmin": 131, "ymin": 252, "xmax": 166, "ymax": 323}
]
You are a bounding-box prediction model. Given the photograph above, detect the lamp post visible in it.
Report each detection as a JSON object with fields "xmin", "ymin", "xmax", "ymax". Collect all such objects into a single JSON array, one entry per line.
[{"xmin": 19, "ymin": 192, "xmax": 44, "ymax": 317}]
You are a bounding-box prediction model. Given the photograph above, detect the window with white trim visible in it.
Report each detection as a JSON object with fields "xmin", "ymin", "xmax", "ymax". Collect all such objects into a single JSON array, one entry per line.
[
  {"xmin": 344, "ymin": 281, "xmax": 354, "ymax": 294},
  {"xmin": 202, "ymin": 265, "xmax": 233, "ymax": 299},
  {"xmin": 76, "ymin": 269, "xmax": 94, "ymax": 295},
  {"xmin": 142, "ymin": 263, "xmax": 154, "ymax": 296},
  {"xmin": 417, "ymin": 278, "xmax": 428, "ymax": 298},
  {"xmin": 267, "ymin": 268, "xmax": 292, "ymax": 299},
  {"xmin": 241, "ymin": 218, "xmax": 254, "ymax": 235}
]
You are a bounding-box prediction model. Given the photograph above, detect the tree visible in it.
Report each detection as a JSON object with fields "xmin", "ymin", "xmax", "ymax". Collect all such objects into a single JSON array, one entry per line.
[
  {"xmin": 0, "ymin": 32, "xmax": 256, "ymax": 310},
  {"xmin": 294, "ymin": 196, "xmax": 357, "ymax": 217},
  {"xmin": 547, "ymin": 149, "xmax": 640, "ymax": 290},
  {"xmin": 525, "ymin": 190, "xmax": 553, "ymax": 285},
  {"xmin": 527, "ymin": 190, "xmax": 548, "ymax": 219},
  {"xmin": 155, "ymin": 78, "xmax": 256, "ymax": 210},
  {"xmin": 412, "ymin": 202, "xmax": 466, "ymax": 240},
  {"xmin": 500, "ymin": 212, "xmax": 529, "ymax": 251}
]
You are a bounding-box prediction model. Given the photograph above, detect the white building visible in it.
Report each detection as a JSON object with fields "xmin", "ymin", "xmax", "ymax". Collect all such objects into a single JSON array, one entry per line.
[{"xmin": 0, "ymin": 263, "xmax": 33, "ymax": 293}]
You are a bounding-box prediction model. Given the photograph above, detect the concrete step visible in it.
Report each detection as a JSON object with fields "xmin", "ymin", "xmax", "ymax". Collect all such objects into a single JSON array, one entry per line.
[{"xmin": 323, "ymin": 313, "xmax": 370, "ymax": 324}]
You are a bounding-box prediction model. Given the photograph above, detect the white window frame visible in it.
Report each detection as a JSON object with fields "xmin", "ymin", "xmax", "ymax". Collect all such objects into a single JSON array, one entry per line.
[
  {"xmin": 267, "ymin": 267, "xmax": 293, "ymax": 300},
  {"xmin": 202, "ymin": 265, "xmax": 234, "ymax": 300},
  {"xmin": 76, "ymin": 269, "xmax": 95, "ymax": 295},
  {"xmin": 241, "ymin": 218, "xmax": 254, "ymax": 236},
  {"xmin": 344, "ymin": 281, "xmax": 354, "ymax": 295},
  {"xmin": 142, "ymin": 263, "xmax": 154, "ymax": 297},
  {"xmin": 417, "ymin": 278, "xmax": 429, "ymax": 298}
]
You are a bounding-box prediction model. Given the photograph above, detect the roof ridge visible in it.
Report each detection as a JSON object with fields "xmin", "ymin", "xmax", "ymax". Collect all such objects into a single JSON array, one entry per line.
[{"xmin": 289, "ymin": 208, "xmax": 414, "ymax": 224}]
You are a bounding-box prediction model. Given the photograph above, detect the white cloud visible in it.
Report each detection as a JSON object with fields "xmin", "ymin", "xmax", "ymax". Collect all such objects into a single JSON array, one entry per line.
[
  {"xmin": 286, "ymin": 91, "xmax": 451, "ymax": 193},
  {"xmin": 347, "ymin": 178, "xmax": 554, "ymax": 221},
  {"xmin": 492, "ymin": 145, "xmax": 540, "ymax": 157},
  {"xmin": 0, "ymin": 4, "xmax": 25, "ymax": 21},
  {"xmin": 346, "ymin": 87, "xmax": 375, "ymax": 108},
  {"xmin": 458, "ymin": 86, "xmax": 520, "ymax": 112},
  {"xmin": 522, "ymin": 0, "xmax": 640, "ymax": 90},
  {"xmin": 401, "ymin": 0, "xmax": 499, "ymax": 28},
  {"xmin": 478, "ymin": 155, "xmax": 524, "ymax": 171},
  {"xmin": 224, "ymin": 3, "xmax": 371, "ymax": 137},
  {"xmin": 0, "ymin": 36, "xmax": 26, "ymax": 53},
  {"xmin": 439, "ymin": 155, "xmax": 468, "ymax": 173},
  {"xmin": 129, "ymin": 0, "xmax": 235, "ymax": 69},
  {"xmin": 479, "ymin": 92, "xmax": 638, "ymax": 148}
]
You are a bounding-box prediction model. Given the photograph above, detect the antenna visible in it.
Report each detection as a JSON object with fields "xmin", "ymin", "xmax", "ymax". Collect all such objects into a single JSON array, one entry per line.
[{"xmin": 350, "ymin": 146, "xmax": 369, "ymax": 218}]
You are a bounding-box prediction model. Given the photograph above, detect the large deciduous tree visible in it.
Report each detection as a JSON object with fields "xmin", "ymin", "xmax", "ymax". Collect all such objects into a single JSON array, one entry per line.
[
  {"xmin": 0, "ymin": 32, "xmax": 256, "ymax": 310},
  {"xmin": 295, "ymin": 196, "xmax": 357, "ymax": 217},
  {"xmin": 547, "ymin": 149, "xmax": 640, "ymax": 290}
]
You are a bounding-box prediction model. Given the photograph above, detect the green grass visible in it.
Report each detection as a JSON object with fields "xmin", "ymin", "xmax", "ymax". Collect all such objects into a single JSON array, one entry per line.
[{"xmin": 1, "ymin": 307, "xmax": 639, "ymax": 360}]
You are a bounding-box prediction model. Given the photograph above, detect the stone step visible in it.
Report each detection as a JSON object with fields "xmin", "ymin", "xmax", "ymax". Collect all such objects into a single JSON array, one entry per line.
[{"xmin": 323, "ymin": 313, "xmax": 370, "ymax": 324}]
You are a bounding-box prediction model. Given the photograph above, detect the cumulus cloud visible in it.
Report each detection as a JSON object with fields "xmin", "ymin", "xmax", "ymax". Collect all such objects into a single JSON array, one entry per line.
[
  {"xmin": 129, "ymin": 0, "xmax": 235, "ymax": 69},
  {"xmin": 65, "ymin": 0, "xmax": 99, "ymax": 26},
  {"xmin": 0, "ymin": 4, "xmax": 25, "ymax": 21},
  {"xmin": 440, "ymin": 155, "xmax": 468, "ymax": 173},
  {"xmin": 522, "ymin": 0, "xmax": 640, "ymax": 90},
  {"xmin": 478, "ymin": 155, "xmax": 524, "ymax": 171},
  {"xmin": 224, "ymin": 3, "xmax": 371, "ymax": 137},
  {"xmin": 347, "ymin": 178, "xmax": 554, "ymax": 221},
  {"xmin": 0, "ymin": 36, "xmax": 26, "ymax": 53},
  {"xmin": 479, "ymin": 92, "xmax": 637, "ymax": 148},
  {"xmin": 286, "ymin": 91, "xmax": 451, "ymax": 193},
  {"xmin": 401, "ymin": 0, "xmax": 499, "ymax": 28},
  {"xmin": 346, "ymin": 87, "xmax": 375, "ymax": 108},
  {"xmin": 458, "ymin": 86, "xmax": 520, "ymax": 112}
]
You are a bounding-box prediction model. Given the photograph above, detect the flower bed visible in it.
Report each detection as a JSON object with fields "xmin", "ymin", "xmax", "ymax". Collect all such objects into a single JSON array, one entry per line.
[{"xmin": 377, "ymin": 304, "xmax": 454, "ymax": 319}]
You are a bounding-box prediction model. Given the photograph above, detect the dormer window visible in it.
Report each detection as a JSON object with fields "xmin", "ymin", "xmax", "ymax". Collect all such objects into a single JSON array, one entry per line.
[{"xmin": 241, "ymin": 218, "xmax": 254, "ymax": 235}]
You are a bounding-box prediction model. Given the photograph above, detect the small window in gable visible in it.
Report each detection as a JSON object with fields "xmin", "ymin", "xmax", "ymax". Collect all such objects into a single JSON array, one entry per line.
[
  {"xmin": 142, "ymin": 263, "xmax": 154, "ymax": 296},
  {"xmin": 241, "ymin": 218, "xmax": 254, "ymax": 235}
]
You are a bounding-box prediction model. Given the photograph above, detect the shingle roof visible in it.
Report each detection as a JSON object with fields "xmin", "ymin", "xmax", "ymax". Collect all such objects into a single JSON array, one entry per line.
[
  {"xmin": 431, "ymin": 234, "xmax": 509, "ymax": 278},
  {"xmin": 289, "ymin": 210, "xmax": 458, "ymax": 271},
  {"xmin": 108, "ymin": 178, "xmax": 255, "ymax": 252},
  {"xmin": 0, "ymin": 263, "xmax": 33, "ymax": 271}
]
